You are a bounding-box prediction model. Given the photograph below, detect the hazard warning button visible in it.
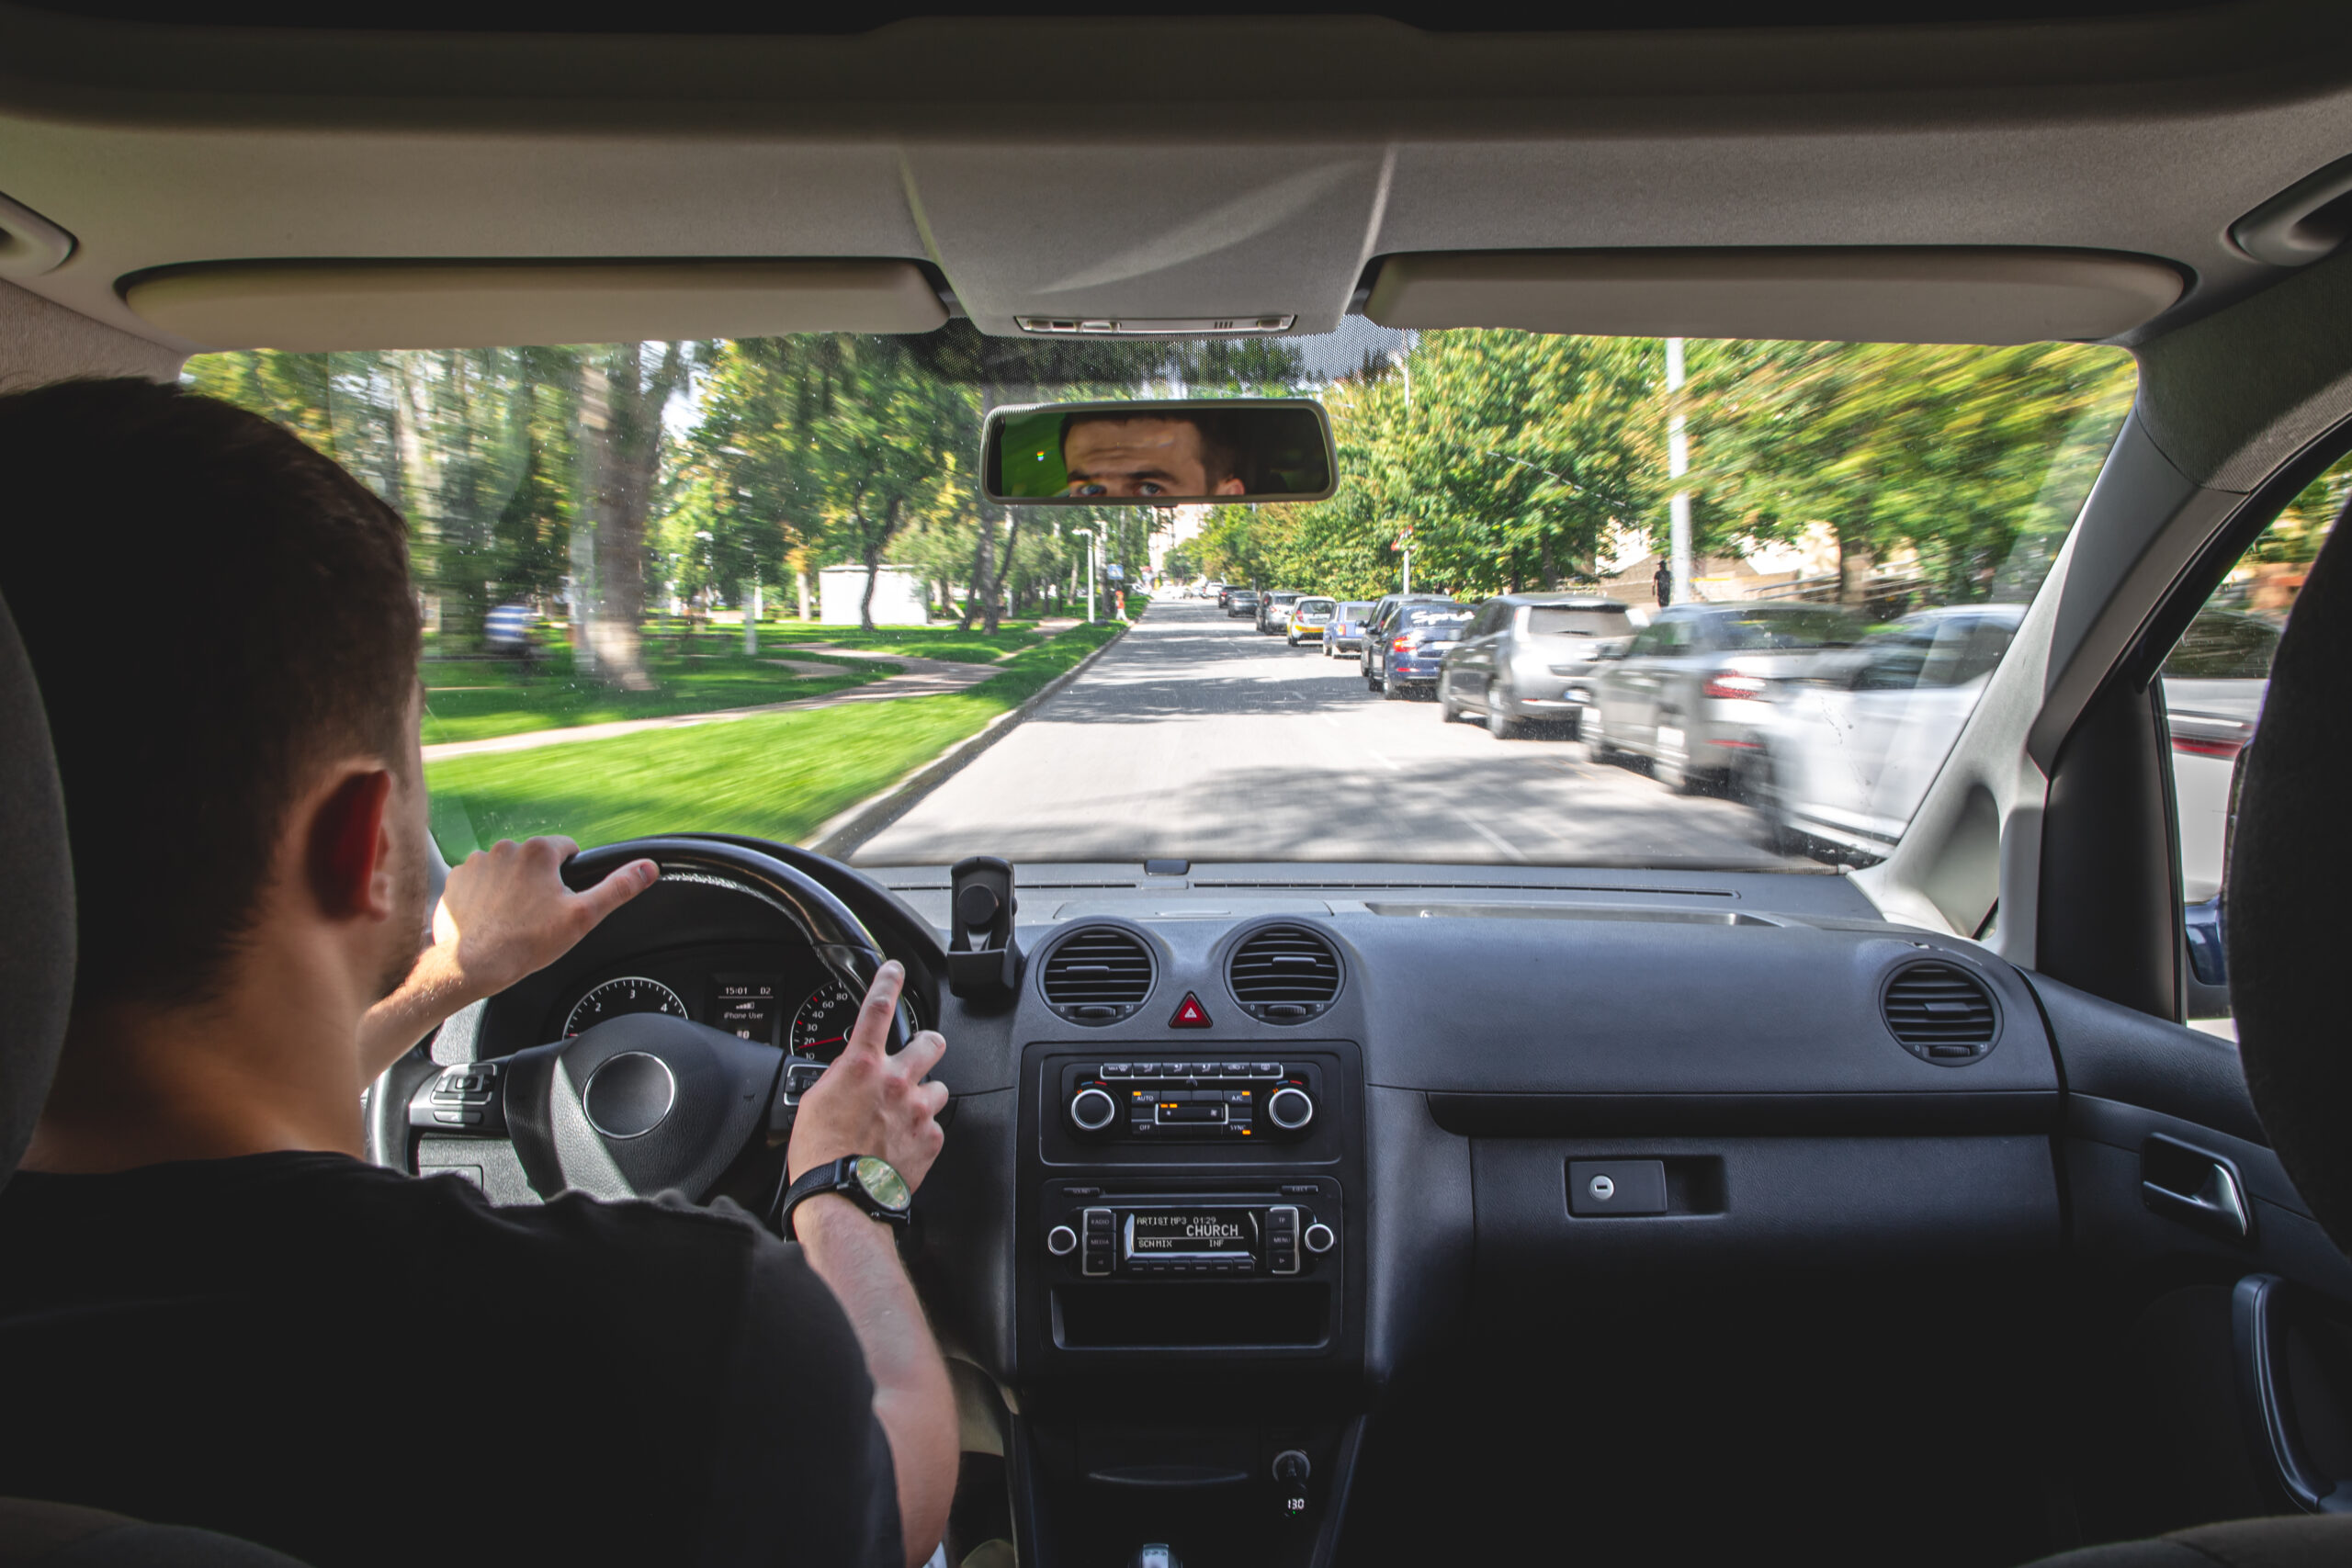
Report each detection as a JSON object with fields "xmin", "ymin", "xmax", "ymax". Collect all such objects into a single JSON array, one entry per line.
[{"xmin": 1169, "ymin": 992, "xmax": 1213, "ymax": 1029}]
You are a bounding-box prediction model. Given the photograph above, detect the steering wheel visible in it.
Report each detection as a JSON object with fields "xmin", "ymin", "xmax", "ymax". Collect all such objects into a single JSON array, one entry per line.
[{"xmin": 491, "ymin": 838, "xmax": 912, "ymax": 1207}]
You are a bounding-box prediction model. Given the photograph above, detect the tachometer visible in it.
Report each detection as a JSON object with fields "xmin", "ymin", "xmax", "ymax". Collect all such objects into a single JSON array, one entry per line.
[
  {"xmin": 563, "ymin": 976, "xmax": 688, "ymax": 1037},
  {"xmin": 789, "ymin": 978, "xmax": 861, "ymax": 1060}
]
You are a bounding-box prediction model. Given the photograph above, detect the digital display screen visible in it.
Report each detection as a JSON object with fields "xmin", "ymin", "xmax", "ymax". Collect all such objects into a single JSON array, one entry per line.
[
  {"xmin": 710, "ymin": 976, "xmax": 780, "ymax": 1044},
  {"xmin": 1125, "ymin": 1210, "xmax": 1257, "ymax": 1259}
]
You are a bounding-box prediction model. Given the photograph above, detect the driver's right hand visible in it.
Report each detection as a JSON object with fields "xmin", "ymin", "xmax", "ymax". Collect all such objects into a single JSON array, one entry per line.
[{"xmin": 785, "ymin": 961, "xmax": 949, "ymax": 1190}]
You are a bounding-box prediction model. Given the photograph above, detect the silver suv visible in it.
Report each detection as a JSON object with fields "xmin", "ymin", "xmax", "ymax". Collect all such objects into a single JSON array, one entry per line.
[{"xmin": 1438, "ymin": 594, "xmax": 1635, "ymax": 739}]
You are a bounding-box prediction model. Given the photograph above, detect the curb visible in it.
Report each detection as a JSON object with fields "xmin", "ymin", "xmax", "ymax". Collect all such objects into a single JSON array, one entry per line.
[{"xmin": 801, "ymin": 621, "xmax": 1131, "ymax": 859}]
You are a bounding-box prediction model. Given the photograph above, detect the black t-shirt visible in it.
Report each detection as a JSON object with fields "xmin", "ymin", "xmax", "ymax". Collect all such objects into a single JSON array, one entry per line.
[{"xmin": 0, "ymin": 1153, "xmax": 902, "ymax": 1568}]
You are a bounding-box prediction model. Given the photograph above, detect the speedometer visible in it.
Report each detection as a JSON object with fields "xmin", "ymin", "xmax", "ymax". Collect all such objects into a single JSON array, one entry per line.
[
  {"xmin": 789, "ymin": 978, "xmax": 861, "ymax": 1060},
  {"xmin": 563, "ymin": 976, "xmax": 688, "ymax": 1037}
]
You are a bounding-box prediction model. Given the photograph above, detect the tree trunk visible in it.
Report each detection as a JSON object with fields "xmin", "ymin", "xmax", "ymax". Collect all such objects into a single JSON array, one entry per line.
[
  {"xmin": 582, "ymin": 341, "xmax": 688, "ymax": 691},
  {"xmin": 959, "ymin": 519, "xmax": 987, "ymax": 633}
]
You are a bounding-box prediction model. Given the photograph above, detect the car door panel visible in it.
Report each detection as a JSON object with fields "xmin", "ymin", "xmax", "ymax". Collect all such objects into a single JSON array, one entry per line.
[{"xmin": 2032, "ymin": 971, "xmax": 2352, "ymax": 1534}]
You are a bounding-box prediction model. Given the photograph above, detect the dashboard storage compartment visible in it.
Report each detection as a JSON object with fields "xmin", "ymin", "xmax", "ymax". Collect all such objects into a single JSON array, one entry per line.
[{"xmin": 1054, "ymin": 1282, "xmax": 1332, "ymax": 1349}]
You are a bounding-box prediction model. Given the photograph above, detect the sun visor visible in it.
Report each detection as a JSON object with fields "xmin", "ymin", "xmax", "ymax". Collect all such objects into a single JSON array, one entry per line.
[
  {"xmin": 121, "ymin": 258, "xmax": 947, "ymax": 351},
  {"xmin": 1363, "ymin": 248, "xmax": 2185, "ymax": 345}
]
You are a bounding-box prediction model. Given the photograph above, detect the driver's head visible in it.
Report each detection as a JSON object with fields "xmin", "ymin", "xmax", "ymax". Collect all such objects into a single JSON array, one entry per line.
[
  {"xmin": 1060, "ymin": 412, "xmax": 1248, "ymax": 500},
  {"xmin": 0, "ymin": 378, "xmax": 430, "ymax": 1018}
]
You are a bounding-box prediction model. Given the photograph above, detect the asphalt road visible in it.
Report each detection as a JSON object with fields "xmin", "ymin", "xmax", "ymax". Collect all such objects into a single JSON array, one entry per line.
[{"xmin": 852, "ymin": 600, "xmax": 1808, "ymax": 870}]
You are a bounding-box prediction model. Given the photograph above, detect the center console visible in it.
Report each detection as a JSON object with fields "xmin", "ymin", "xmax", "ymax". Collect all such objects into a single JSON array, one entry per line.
[{"xmin": 1012, "ymin": 1043, "xmax": 1366, "ymax": 1568}]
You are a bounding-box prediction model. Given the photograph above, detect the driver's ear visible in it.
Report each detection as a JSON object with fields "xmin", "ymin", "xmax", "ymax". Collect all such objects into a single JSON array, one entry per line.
[
  {"xmin": 306, "ymin": 766, "xmax": 396, "ymax": 921},
  {"xmin": 1216, "ymin": 477, "xmax": 1247, "ymax": 496}
]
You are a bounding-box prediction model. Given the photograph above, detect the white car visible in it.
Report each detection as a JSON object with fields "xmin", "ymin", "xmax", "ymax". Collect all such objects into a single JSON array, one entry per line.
[{"xmin": 1748, "ymin": 604, "xmax": 2026, "ymax": 860}]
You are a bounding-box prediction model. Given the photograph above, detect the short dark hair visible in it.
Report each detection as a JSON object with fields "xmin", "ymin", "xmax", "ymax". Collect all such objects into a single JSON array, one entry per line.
[
  {"xmin": 1060, "ymin": 410, "xmax": 1249, "ymax": 491},
  {"xmin": 0, "ymin": 378, "xmax": 421, "ymax": 1009}
]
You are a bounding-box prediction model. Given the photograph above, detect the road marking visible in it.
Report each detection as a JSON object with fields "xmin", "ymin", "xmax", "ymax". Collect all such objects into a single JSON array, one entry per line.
[
  {"xmin": 1368, "ymin": 751, "xmax": 1401, "ymax": 772},
  {"xmin": 1456, "ymin": 812, "xmax": 1532, "ymax": 863}
]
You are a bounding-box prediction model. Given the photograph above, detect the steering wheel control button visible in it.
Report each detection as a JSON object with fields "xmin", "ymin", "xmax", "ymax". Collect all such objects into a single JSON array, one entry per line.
[
  {"xmin": 1267, "ymin": 1086, "xmax": 1316, "ymax": 1131},
  {"xmin": 1568, "ymin": 1159, "xmax": 1669, "ymax": 1217},
  {"xmin": 582, "ymin": 1052, "xmax": 678, "ymax": 1140},
  {"xmin": 1070, "ymin": 1086, "xmax": 1119, "ymax": 1132},
  {"xmin": 1046, "ymin": 1224, "xmax": 1080, "ymax": 1258},
  {"xmin": 408, "ymin": 1060, "xmax": 506, "ymax": 1135},
  {"xmin": 1303, "ymin": 1222, "xmax": 1337, "ymax": 1255}
]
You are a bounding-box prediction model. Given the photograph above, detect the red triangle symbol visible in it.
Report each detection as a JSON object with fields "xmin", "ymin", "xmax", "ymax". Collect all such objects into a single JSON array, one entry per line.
[{"xmin": 1170, "ymin": 992, "xmax": 1212, "ymax": 1029}]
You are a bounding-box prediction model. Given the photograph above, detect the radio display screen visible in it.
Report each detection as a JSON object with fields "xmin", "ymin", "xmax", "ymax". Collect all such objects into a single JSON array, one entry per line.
[{"xmin": 1125, "ymin": 1210, "xmax": 1258, "ymax": 1260}]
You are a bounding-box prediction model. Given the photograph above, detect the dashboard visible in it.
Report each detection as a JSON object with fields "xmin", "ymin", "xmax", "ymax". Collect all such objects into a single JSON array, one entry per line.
[{"xmin": 374, "ymin": 847, "xmax": 2338, "ymax": 1568}]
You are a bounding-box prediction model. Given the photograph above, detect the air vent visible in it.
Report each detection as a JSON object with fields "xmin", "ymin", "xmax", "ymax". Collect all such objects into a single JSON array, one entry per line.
[
  {"xmin": 1228, "ymin": 924, "xmax": 1343, "ymax": 1024},
  {"xmin": 1883, "ymin": 961, "xmax": 2000, "ymax": 1064},
  {"xmin": 1039, "ymin": 926, "xmax": 1154, "ymax": 1025}
]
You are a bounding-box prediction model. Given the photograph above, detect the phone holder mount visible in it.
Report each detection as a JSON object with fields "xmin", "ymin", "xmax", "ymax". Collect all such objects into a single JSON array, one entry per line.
[{"xmin": 947, "ymin": 855, "xmax": 1023, "ymax": 1010}]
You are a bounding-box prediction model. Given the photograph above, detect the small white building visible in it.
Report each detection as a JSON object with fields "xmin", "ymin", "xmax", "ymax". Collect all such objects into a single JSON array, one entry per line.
[{"xmin": 818, "ymin": 563, "xmax": 929, "ymax": 626}]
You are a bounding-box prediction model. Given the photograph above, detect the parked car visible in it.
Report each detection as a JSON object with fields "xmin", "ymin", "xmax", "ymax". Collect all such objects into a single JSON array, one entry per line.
[
  {"xmin": 1321, "ymin": 601, "xmax": 1374, "ymax": 657},
  {"xmin": 1257, "ymin": 590, "xmax": 1305, "ymax": 634},
  {"xmin": 1226, "ymin": 588, "xmax": 1260, "ymax": 618},
  {"xmin": 1357, "ymin": 592, "xmax": 1456, "ymax": 682},
  {"xmin": 1287, "ymin": 596, "xmax": 1338, "ymax": 648},
  {"xmin": 1744, "ymin": 604, "xmax": 2025, "ymax": 857},
  {"xmin": 1367, "ymin": 600, "xmax": 1472, "ymax": 698},
  {"xmin": 1586, "ymin": 601, "xmax": 1870, "ymax": 791},
  {"xmin": 2161, "ymin": 605, "xmax": 2278, "ymax": 904},
  {"xmin": 1438, "ymin": 594, "xmax": 1635, "ymax": 739}
]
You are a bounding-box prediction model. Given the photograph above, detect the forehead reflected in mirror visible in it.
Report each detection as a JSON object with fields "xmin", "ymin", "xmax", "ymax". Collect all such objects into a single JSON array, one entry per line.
[{"xmin": 1062, "ymin": 415, "xmax": 1247, "ymax": 500}]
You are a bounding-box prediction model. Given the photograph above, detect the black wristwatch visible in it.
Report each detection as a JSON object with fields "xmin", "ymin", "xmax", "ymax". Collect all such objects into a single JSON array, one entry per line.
[{"xmin": 779, "ymin": 1156, "xmax": 912, "ymax": 1239}]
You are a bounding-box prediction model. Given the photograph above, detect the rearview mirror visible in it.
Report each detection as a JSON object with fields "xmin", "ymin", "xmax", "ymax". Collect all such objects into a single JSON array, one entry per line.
[{"xmin": 983, "ymin": 398, "xmax": 1337, "ymax": 506}]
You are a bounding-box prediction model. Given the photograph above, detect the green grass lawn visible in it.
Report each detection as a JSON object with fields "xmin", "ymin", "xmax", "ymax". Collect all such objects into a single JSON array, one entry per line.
[
  {"xmin": 425, "ymin": 621, "xmax": 1125, "ymax": 856},
  {"xmin": 419, "ymin": 637, "xmax": 884, "ymax": 746}
]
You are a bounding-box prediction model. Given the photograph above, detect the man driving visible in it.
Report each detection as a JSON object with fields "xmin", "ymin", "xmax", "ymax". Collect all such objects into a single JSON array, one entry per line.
[
  {"xmin": 0, "ymin": 378, "xmax": 956, "ymax": 1568},
  {"xmin": 1060, "ymin": 410, "xmax": 1249, "ymax": 499}
]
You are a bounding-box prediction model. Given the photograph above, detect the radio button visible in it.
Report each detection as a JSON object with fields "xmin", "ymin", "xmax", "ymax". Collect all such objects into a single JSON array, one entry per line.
[{"xmin": 1046, "ymin": 1224, "xmax": 1079, "ymax": 1258}]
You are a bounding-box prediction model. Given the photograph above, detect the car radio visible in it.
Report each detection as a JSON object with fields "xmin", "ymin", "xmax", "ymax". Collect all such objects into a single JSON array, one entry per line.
[
  {"xmin": 1044, "ymin": 1198, "xmax": 1339, "ymax": 1278},
  {"xmin": 1061, "ymin": 1060, "xmax": 1323, "ymax": 1142}
]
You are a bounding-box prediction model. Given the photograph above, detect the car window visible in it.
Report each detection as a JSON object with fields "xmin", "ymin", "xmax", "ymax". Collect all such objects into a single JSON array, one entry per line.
[
  {"xmin": 1717, "ymin": 608, "xmax": 1870, "ymax": 650},
  {"xmin": 1297, "ymin": 598, "xmax": 1335, "ymax": 615},
  {"xmin": 2162, "ymin": 454, "xmax": 2342, "ymax": 1027},
  {"xmin": 1340, "ymin": 602, "xmax": 1372, "ymax": 619},
  {"xmin": 1526, "ymin": 606, "xmax": 1631, "ymax": 637},
  {"xmin": 185, "ymin": 324, "xmax": 2131, "ymax": 874}
]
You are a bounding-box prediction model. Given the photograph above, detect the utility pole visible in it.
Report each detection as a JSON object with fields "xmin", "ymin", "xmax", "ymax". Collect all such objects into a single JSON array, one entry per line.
[
  {"xmin": 743, "ymin": 577, "xmax": 760, "ymax": 656},
  {"xmin": 1666, "ymin": 337, "xmax": 1692, "ymax": 607},
  {"xmin": 1075, "ymin": 526, "xmax": 1098, "ymax": 624}
]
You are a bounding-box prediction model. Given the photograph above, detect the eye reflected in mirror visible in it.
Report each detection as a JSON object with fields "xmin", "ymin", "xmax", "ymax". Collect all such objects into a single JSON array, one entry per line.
[{"xmin": 983, "ymin": 398, "xmax": 1336, "ymax": 506}]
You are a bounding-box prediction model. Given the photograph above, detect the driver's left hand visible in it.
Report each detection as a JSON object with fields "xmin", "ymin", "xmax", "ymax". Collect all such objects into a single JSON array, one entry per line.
[{"xmin": 358, "ymin": 837, "xmax": 658, "ymax": 1080}]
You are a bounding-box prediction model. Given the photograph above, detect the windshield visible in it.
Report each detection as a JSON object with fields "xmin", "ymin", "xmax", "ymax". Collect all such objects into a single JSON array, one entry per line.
[
  {"xmin": 187, "ymin": 322, "xmax": 2132, "ymax": 873},
  {"xmin": 1715, "ymin": 608, "xmax": 1870, "ymax": 649},
  {"xmin": 1527, "ymin": 607, "xmax": 1632, "ymax": 637}
]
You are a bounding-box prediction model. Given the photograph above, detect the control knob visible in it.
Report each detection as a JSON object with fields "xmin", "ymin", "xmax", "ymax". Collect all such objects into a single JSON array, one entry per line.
[
  {"xmin": 1069, "ymin": 1086, "xmax": 1119, "ymax": 1132},
  {"xmin": 1046, "ymin": 1224, "xmax": 1079, "ymax": 1257},
  {"xmin": 1266, "ymin": 1085, "xmax": 1315, "ymax": 1131},
  {"xmin": 1303, "ymin": 1222, "xmax": 1336, "ymax": 1255}
]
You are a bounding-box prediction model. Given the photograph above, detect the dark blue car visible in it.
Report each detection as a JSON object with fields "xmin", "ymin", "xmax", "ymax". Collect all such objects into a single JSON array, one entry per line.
[{"xmin": 1370, "ymin": 601, "xmax": 1471, "ymax": 698}]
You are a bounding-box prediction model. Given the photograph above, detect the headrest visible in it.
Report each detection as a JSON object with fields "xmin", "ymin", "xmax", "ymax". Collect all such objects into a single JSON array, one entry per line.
[
  {"xmin": 2229, "ymin": 509, "xmax": 2352, "ymax": 1252},
  {"xmin": 0, "ymin": 589, "xmax": 74, "ymax": 1188}
]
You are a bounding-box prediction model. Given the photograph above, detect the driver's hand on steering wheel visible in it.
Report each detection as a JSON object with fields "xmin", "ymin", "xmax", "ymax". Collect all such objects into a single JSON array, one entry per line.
[
  {"xmin": 359, "ymin": 837, "xmax": 659, "ymax": 1080},
  {"xmin": 786, "ymin": 962, "xmax": 949, "ymax": 1192}
]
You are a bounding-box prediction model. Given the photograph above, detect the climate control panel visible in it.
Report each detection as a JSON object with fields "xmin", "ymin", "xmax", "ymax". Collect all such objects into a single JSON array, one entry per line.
[{"xmin": 1063, "ymin": 1060, "xmax": 1323, "ymax": 1142}]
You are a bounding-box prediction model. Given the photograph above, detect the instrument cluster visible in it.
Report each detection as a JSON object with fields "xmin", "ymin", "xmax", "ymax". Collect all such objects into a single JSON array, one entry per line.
[{"xmin": 547, "ymin": 943, "xmax": 863, "ymax": 1060}]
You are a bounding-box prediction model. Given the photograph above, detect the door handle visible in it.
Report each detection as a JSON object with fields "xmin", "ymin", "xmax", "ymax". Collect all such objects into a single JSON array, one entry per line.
[
  {"xmin": 2233, "ymin": 1273, "xmax": 2352, "ymax": 1513},
  {"xmin": 2141, "ymin": 1133, "xmax": 2252, "ymax": 1240}
]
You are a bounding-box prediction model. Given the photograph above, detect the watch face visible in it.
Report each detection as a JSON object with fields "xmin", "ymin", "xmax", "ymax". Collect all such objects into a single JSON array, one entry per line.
[{"xmin": 853, "ymin": 1156, "xmax": 910, "ymax": 1213}]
